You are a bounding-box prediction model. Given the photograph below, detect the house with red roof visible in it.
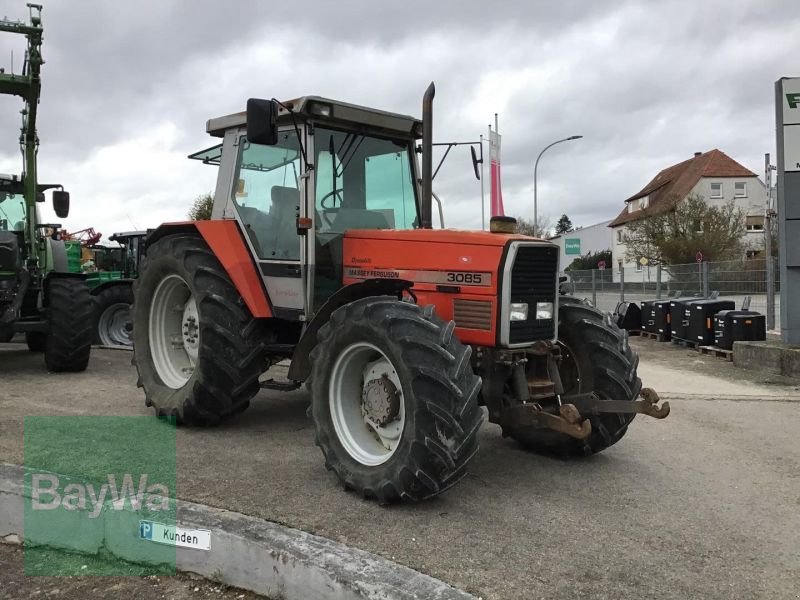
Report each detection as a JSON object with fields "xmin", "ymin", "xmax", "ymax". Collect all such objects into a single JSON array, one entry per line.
[{"xmin": 609, "ymin": 149, "xmax": 767, "ymax": 277}]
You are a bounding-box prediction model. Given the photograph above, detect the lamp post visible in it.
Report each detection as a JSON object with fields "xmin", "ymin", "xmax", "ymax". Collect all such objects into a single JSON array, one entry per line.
[{"xmin": 533, "ymin": 135, "xmax": 583, "ymax": 235}]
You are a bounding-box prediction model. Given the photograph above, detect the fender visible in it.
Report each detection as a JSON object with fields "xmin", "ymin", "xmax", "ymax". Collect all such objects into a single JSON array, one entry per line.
[
  {"xmin": 147, "ymin": 221, "xmax": 272, "ymax": 318},
  {"xmin": 287, "ymin": 278, "xmax": 413, "ymax": 382}
]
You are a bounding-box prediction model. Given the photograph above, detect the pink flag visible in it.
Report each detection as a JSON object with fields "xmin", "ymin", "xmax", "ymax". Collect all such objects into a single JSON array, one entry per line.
[{"xmin": 489, "ymin": 129, "xmax": 505, "ymax": 216}]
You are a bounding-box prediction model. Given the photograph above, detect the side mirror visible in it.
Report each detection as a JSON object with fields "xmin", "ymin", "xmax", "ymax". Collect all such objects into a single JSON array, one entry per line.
[
  {"xmin": 53, "ymin": 190, "xmax": 70, "ymax": 218},
  {"xmin": 246, "ymin": 98, "xmax": 279, "ymax": 145},
  {"xmin": 470, "ymin": 145, "xmax": 481, "ymax": 181}
]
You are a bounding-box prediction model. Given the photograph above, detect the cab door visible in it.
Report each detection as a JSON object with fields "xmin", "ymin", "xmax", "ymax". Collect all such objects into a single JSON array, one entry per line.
[{"xmin": 224, "ymin": 127, "xmax": 309, "ymax": 320}]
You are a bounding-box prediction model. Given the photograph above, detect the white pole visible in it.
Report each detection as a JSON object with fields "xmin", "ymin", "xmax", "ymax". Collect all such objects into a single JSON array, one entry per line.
[{"xmin": 480, "ymin": 133, "xmax": 485, "ymax": 230}]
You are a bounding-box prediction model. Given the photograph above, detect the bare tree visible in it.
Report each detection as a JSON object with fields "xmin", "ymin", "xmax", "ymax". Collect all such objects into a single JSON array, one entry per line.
[
  {"xmin": 516, "ymin": 216, "xmax": 552, "ymax": 238},
  {"xmin": 623, "ymin": 194, "xmax": 745, "ymax": 265},
  {"xmin": 188, "ymin": 193, "xmax": 214, "ymax": 220}
]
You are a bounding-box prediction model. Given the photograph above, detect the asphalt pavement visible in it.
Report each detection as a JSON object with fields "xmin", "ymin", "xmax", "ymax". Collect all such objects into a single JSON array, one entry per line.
[{"xmin": 1, "ymin": 339, "xmax": 799, "ymax": 599}]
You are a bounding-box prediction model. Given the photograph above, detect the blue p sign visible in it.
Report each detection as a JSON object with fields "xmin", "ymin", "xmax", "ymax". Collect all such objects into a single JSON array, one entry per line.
[{"xmin": 139, "ymin": 520, "xmax": 153, "ymax": 540}]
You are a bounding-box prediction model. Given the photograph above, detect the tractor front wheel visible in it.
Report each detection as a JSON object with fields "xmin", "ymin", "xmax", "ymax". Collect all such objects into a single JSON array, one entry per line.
[
  {"xmin": 133, "ymin": 234, "xmax": 269, "ymax": 425},
  {"xmin": 43, "ymin": 278, "xmax": 94, "ymax": 372},
  {"xmin": 310, "ymin": 297, "xmax": 483, "ymax": 503},
  {"xmin": 505, "ymin": 297, "xmax": 642, "ymax": 456}
]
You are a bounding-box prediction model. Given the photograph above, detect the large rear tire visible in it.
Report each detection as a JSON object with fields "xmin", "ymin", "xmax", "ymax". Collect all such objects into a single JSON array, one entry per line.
[
  {"xmin": 310, "ymin": 297, "xmax": 483, "ymax": 503},
  {"xmin": 44, "ymin": 278, "xmax": 94, "ymax": 372},
  {"xmin": 94, "ymin": 284, "xmax": 134, "ymax": 347},
  {"xmin": 506, "ymin": 297, "xmax": 641, "ymax": 456},
  {"xmin": 133, "ymin": 234, "xmax": 269, "ymax": 425}
]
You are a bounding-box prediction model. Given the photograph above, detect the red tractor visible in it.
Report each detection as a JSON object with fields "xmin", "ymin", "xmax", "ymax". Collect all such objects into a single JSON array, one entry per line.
[{"xmin": 133, "ymin": 84, "xmax": 669, "ymax": 502}]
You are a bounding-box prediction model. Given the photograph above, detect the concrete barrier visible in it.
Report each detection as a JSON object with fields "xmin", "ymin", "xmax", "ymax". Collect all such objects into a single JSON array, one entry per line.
[
  {"xmin": 0, "ymin": 463, "xmax": 473, "ymax": 600},
  {"xmin": 733, "ymin": 341, "xmax": 800, "ymax": 379}
]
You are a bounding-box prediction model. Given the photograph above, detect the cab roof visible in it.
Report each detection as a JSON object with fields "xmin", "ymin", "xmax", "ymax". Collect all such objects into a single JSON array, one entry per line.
[{"xmin": 206, "ymin": 95, "xmax": 423, "ymax": 139}]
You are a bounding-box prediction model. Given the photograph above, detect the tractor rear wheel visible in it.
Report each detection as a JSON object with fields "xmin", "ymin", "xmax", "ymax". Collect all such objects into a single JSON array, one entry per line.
[
  {"xmin": 505, "ymin": 297, "xmax": 641, "ymax": 456},
  {"xmin": 133, "ymin": 234, "xmax": 269, "ymax": 425},
  {"xmin": 309, "ymin": 297, "xmax": 483, "ymax": 503},
  {"xmin": 94, "ymin": 284, "xmax": 134, "ymax": 347},
  {"xmin": 44, "ymin": 278, "xmax": 94, "ymax": 372}
]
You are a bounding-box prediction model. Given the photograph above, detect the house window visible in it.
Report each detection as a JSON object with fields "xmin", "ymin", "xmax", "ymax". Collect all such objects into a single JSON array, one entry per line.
[
  {"xmin": 746, "ymin": 215, "xmax": 764, "ymax": 231},
  {"xmin": 635, "ymin": 262, "xmax": 643, "ymax": 272},
  {"xmin": 617, "ymin": 230, "xmax": 623, "ymax": 243},
  {"xmin": 627, "ymin": 202, "xmax": 635, "ymax": 213},
  {"xmin": 746, "ymin": 249, "xmax": 762, "ymax": 259},
  {"xmin": 710, "ymin": 182, "xmax": 722, "ymax": 198},
  {"xmin": 639, "ymin": 195, "xmax": 649, "ymax": 209},
  {"xmin": 735, "ymin": 182, "xmax": 747, "ymax": 197}
]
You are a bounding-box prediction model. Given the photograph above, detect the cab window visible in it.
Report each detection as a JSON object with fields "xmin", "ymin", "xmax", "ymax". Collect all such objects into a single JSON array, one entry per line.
[
  {"xmin": 231, "ymin": 132, "xmax": 301, "ymax": 260},
  {"xmin": 314, "ymin": 128, "xmax": 417, "ymax": 232}
]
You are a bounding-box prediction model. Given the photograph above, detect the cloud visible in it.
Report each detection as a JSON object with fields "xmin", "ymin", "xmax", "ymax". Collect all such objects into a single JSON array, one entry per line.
[{"xmin": 0, "ymin": 0, "xmax": 798, "ymax": 239}]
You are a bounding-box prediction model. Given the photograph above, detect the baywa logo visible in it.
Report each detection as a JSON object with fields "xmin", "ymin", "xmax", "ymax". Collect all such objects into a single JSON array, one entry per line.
[
  {"xmin": 31, "ymin": 473, "xmax": 171, "ymax": 518},
  {"xmin": 788, "ymin": 93, "xmax": 800, "ymax": 110}
]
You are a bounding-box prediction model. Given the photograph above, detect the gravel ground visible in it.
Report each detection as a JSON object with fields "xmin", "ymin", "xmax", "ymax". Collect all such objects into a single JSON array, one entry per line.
[
  {"xmin": 0, "ymin": 542, "xmax": 266, "ymax": 599},
  {"xmin": 1, "ymin": 338, "xmax": 799, "ymax": 599}
]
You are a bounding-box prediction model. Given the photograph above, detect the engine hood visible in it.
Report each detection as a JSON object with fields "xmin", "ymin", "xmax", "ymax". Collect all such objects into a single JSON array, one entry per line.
[{"xmin": 343, "ymin": 228, "xmax": 552, "ymax": 248}]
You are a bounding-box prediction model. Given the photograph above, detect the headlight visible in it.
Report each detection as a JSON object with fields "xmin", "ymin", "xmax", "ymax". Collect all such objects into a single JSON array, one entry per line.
[
  {"xmin": 536, "ymin": 302, "xmax": 554, "ymax": 320},
  {"xmin": 510, "ymin": 302, "xmax": 528, "ymax": 321}
]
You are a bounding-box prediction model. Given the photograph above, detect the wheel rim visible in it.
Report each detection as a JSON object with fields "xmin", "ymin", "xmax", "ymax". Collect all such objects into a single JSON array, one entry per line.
[
  {"xmin": 329, "ymin": 342, "xmax": 406, "ymax": 466},
  {"xmin": 148, "ymin": 274, "xmax": 199, "ymax": 389},
  {"xmin": 98, "ymin": 302, "xmax": 133, "ymax": 347}
]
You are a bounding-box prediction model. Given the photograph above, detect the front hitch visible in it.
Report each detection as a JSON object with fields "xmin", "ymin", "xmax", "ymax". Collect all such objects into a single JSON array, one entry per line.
[
  {"xmin": 562, "ymin": 388, "xmax": 671, "ymax": 420},
  {"xmin": 499, "ymin": 387, "xmax": 670, "ymax": 441}
]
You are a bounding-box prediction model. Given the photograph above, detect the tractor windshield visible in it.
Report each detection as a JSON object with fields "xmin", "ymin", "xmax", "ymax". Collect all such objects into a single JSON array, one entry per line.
[
  {"xmin": 0, "ymin": 193, "xmax": 27, "ymax": 231},
  {"xmin": 314, "ymin": 128, "xmax": 418, "ymax": 232},
  {"xmin": 231, "ymin": 131, "xmax": 302, "ymax": 260}
]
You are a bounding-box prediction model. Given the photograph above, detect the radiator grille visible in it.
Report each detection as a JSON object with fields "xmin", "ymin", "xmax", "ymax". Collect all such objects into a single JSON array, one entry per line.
[
  {"xmin": 508, "ymin": 245, "xmax": 558, "ymax": 344},
  {"xmin": 453, "ymin": 299, "xmax": 493, "ymax": 331}
]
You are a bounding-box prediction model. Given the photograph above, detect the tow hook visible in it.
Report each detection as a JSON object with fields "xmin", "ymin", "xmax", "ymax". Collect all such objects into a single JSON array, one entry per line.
[{"xmin": 500, "ymin": 403, "xmax": 592, "ymax": 440}]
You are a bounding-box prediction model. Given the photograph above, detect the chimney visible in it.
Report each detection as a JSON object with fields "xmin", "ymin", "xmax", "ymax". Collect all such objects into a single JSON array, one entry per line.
[{"xmin": 694, "ymin": 151, "xmax": 702, "ymax": 157}]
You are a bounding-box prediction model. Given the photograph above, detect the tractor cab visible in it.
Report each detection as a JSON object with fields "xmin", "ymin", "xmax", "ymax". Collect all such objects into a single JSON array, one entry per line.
[{"xmin": 189, "ymin": 96, "xmax": 423, "ymax": 314}]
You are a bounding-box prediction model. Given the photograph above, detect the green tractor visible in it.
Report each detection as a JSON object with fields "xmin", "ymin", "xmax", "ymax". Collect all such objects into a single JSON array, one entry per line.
[
  {"xmin": 0, "ymin": 4, "xmax": 93, "ymax": 370},
  {"xmin": 82, "ymin": 231, "xmax": 147, "ymax": 347}
]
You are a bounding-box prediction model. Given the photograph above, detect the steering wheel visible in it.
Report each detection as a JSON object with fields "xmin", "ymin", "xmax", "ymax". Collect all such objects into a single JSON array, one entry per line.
[
  {"xmin": 318, "ymin": 188, "xmax": 343, "ymax": 210},
  {"xmin": 318, "ymin": 189, "xmax": 343, "ymax": 228}
]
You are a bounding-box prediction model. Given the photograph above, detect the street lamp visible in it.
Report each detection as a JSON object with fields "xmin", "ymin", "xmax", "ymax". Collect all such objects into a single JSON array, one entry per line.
[{"xmin": 533, "ymin": 135, "xmax": 583, "ymax": 235}]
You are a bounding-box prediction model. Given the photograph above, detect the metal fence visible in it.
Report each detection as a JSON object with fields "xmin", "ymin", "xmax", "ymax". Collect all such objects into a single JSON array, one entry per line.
[{"xmin": 566, "ymin": 257, "xmax": 780, "ymax": 330}]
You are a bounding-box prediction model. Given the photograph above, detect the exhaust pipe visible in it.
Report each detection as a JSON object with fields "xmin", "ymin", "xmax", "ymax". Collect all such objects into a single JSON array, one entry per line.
[{"xmin": 421, "ymin": 82, "xmax": 435, "ymax": 229}]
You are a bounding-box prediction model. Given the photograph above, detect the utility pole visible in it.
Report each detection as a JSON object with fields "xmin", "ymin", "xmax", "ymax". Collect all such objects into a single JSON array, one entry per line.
[{"xmin": 765, "ymin": 153, "xmax": 776, "ymax": 330}]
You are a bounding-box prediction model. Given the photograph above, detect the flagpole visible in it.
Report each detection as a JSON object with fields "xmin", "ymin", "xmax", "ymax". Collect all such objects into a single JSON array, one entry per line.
[{"xmin": 480, "ymin": 133, "xmax": 485, "ymax": 230}]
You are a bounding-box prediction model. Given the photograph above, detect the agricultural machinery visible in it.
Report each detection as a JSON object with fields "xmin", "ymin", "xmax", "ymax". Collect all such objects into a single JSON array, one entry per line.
[
  {"xmin": 0, "ymin": 4, "xmax": 93, "ymax": 369},
  {"xmin": 134, "ymin": 84, "xmax": 670, "ymax": 502}
]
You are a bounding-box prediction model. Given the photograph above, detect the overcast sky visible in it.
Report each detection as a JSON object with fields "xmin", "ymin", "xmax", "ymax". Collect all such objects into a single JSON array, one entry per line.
[{"xmin": 1, "ymin": 0, "xmax": 798, "ymax": 240}]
